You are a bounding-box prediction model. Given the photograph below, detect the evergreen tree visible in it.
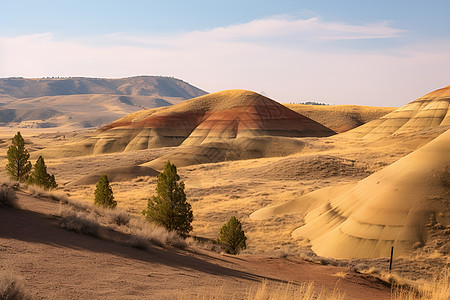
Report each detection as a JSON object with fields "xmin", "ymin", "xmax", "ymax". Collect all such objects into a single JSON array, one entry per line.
[
  {"xmin": 144, "ymin": 161, "xmax": 193, "ymax": 236},
  {"xmin": 94, "ymin": 175, "xmax": 116, "ymax": 208},
  {"xmin": 27, "ymin": 156, "xmax": 58, "ymax": 190},
  {"xmin": 219, "ymin": 216, "xmax": 247, "ymax": 255},
  {"xmin": 5, "ymin": 132, "xmax": 32, "ymax": 182}
]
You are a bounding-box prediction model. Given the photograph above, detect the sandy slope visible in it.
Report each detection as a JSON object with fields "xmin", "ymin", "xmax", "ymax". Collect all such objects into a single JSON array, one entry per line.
[
  {"xmin": 344, "ymin": 85, "xmax": 450, "ymax": 139},
  {"xmin": 252, "ymin": 130, "xmax": 449, "ymax": 258},
  {"xmin": 0, "ymin": 193, "xmax": 391, "ymax": 299}
]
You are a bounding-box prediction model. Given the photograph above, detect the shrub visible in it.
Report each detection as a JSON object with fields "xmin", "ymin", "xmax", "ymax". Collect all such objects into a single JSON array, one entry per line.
[
  {"xmin": 0, "ymin": 271, "xmax": 31, "ymax": 300},
  {"xmin": 127, "ymin": 218, "xmax": 187, "ymax": 249},
  {"xmin": 94, "ymin": 175, "xmax": 116, "ymax": 208},
  {"xmin": 58, "ymin": 208, "xmax": 99, "ymax": 236},
  {"xmin": 143, "ymin": 161, "xmax": 193, "ymax": 236},
  {"xmin": 106, "ymin": 209, "xmax": 130, "ymax": 226},
  {"xmin": 0, "ymin": 184, "xmax": 18, "ymax": 208},
  {"xmin": 5, "ymin": 132, "xmax": 31, "ymax": 182},
  {"xmin": 27, "ymin": 156, "xmax": 57, "ymax": 190},
  {"xmin": 218, "ymin": 216, "xmax": 247, "ymax": 255}
]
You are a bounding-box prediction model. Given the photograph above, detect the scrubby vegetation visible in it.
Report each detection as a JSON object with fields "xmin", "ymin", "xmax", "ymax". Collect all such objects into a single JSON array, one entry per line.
[
  {"xmin": 0, "ymin": 271, "xmax": 31, "ymax": 300},
  {"xmin": 0, "ymin": 183, "xmax": 18, "ymax": 208},
  {"xmin": 59, "ymin": 208, "xmax": 100, "ymax": 236},
  {"xmin": 178, "ymin": 280, "xmax": 345, "ymax": 299},
  {"xmin": 144, "ymin": 161, "xmax": 193, "ymax": 236}
]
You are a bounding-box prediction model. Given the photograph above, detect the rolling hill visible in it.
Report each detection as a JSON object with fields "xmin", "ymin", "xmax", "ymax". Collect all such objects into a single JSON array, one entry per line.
[
  {"xmin": 344, "ymin": 85, "xmax": 450, "ymax": 139},
  {"xmin": 38, "ymin": 90, "xmax": 335, "ymax": 166},
  {"xmin": 0, "ymin": 76, "xmax": 207, "ymax": 128}
]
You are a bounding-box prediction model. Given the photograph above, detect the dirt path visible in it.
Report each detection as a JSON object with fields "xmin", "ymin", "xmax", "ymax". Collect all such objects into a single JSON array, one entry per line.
[{"xmin": 0, "ymin": 193, "xmax": 392, "ymax": 299}]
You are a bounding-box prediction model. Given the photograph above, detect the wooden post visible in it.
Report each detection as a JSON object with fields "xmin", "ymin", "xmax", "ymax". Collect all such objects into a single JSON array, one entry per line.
[{"xmin": 389, "ymin": 246, "xmax": 394, "ymax": 273}]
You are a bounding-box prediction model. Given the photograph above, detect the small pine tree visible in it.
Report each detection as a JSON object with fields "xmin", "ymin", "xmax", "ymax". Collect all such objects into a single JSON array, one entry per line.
[
  {"xmin": 27, "ymin": 156, "xmax": 58, "ymax": 190},
  {"xmin": 144, "ymin": 161, "xmax": 193, "ymax": 236},
  {"xmin": 94, "ymin": 175, "xmax": 116, "ymax": 208},
  {"xmin": 219, "ymin": 216, "xmax": 247, "ymax": 255},
  {"xmin": 5, "ymin": 132, "xmax": 32, "ymax": 182}
]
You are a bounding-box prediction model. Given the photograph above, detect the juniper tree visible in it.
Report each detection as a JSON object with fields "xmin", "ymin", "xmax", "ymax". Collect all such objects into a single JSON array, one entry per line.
[
  {"xmin": 5, "ymin": 132, "xmax": 32, "ymax": 182},
  {"xmin": 27, "ymin": 156, "xmax": 57, "ymax": 190},
  {"xmin": 219, "ymin": 216, "xmax": 247, "ymax": 255},
  {"xmin": 144, "ymin": 161, "xmax": 193, "ymax": 236},
  {"xmin": 94, "ymin": 175, "xmax": 116, "ymax": 208}
]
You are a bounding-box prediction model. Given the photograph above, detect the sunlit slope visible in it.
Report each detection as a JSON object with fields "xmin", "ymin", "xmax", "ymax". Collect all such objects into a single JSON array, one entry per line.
[
  {"xmin": 344, "ymin": 85, "xmax": 450, "ymax": 139},
  {"xmin": 285, "ymin": 104, "xmax": 395, "ymax": 133},
  {"xmin": 47, "ymin": 89, "xmax": 334, "ymax": 157},
  {"xmin": 249, "ymin": 184, "xmax": 355, "ymax": 220},
  {"xmin": 291, "ymin": 130, "xmax": 450, "ymax": 258}
]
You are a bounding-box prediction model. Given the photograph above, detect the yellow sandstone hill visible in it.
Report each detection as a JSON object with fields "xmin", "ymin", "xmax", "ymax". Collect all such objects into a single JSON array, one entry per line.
[
  {"xmin": 344, "ymin": 85, "xmax": 450, "ymax": 139},
  {"xmin": 253, "ymin": 130, "xmax": 449, "ymax": 259}
]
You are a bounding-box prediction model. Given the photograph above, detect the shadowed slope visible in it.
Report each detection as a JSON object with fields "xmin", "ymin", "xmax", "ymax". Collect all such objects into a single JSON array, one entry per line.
[
  {"xmin": 345, "ymin": 85, "xmax": 450, "ymax": 139},
  {"xmin": 291, "ymin": 130, "xmax": 449, "ymax": 258}
]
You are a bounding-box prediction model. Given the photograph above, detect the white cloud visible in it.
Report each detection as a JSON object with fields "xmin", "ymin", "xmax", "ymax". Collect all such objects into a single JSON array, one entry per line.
[
  {"xmin": 0, "ymin": 16, "xmax": 448, "ymax": 106},
  {"xmin": 101, "ymin": 16, "xmax": 406, "ymax": 47}
]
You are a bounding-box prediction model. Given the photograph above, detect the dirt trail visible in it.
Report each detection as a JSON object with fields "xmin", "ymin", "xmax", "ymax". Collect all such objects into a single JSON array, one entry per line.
[{"xmin": 1, "ymin": 193, "xmax": 392, "ymax": 299}]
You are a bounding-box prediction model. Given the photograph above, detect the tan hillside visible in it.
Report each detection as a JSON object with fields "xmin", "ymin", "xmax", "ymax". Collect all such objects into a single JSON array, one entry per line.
[
  {"xmin": 290, "ymin": 130, "xmax": 449, "ymax": 258},
  {"xmin": 284, "ymin": 104, "xmax": 395, "ymax": 133},
  {"xmin": 344, "ymin": 85, "xmax": 450, "ymax": 139},
  {"xmin": 0, "ymin": 76, "xmax": 207, "ymax": 128}
]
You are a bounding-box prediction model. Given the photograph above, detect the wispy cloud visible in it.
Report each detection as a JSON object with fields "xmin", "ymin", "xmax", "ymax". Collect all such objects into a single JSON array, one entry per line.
[
  {"xmin": 101, "ymin": 16, "xmax": 406, "ymax": 47},
  {"xmin": 0, "ymin": 16, "xmax": 448, "ymax": 106}
]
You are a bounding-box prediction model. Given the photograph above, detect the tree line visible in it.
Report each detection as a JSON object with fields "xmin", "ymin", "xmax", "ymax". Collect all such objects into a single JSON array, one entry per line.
[{"xmin": 4, "ymin": 132, "xmax": 247, "ymax": 254}]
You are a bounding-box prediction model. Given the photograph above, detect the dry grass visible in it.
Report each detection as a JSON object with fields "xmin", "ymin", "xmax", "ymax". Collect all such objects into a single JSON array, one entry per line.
[
  {"xmin": 58, "ymin": 208, "xmax": 100, "ymax": 236},
  {"xmin": 0, "ymin": 184, "xmax": 18, "ymax": 208},
  {"xmin": 57, "ymin": 200, "xmax": 189, "ymax": 250},
  {"xmin": 391, "ymin": 268, "xmax": 449, "ymax": 300},
  {"xmin": 0, "ymin": 270, "xmax": 31, "ymax": 300},
  {"xmin": 178, "ymin": 280, "xmax": 346, "ymax": 300},
  {"xmin": 27, "ymin": 185, "xmax": 68, "ymax": 203},
  {"xmin": 125, "ymin": 217, "xmax": 188, "ymax": 249}
]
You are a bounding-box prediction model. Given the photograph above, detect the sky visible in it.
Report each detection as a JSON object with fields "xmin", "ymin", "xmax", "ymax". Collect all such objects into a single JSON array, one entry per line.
[{"xmin": 0, "ymin": 0, "xmax": 449, "ymax": 106}]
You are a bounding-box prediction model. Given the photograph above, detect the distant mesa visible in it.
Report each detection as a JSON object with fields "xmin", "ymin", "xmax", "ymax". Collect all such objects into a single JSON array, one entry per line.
[
  {"xmin": 345, "ymin": 85, "xmax": 450, "ymax": 139},
  {"xmin": 0, "ymin": 76, "xmax": 206, "ymax": 99}
]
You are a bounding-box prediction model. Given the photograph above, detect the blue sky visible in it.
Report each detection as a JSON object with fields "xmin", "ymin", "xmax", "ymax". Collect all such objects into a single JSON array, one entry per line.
[{"xmin": 0, "ymin": 0, "xmax": 449, "ymax": 106}]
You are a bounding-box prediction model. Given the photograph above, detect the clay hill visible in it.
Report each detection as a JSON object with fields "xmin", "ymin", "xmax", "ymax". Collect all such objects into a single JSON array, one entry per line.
[
  {"xmin": 344, "ymin": 85, "xmax": 450, "ymax": 139},
  {"xmin": 0, "ymin": 76, "xmax": 207, "ymax": 128},
  {"xmin": 251, "ymin": 129, "xmax": 449, "ymax": 259},
  {"xmin": 40, "ymin": 90, "xmax": 335, "ymax": 166}
]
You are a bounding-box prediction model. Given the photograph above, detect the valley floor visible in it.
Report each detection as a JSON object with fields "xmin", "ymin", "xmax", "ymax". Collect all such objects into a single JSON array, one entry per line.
[
  {"xmin": 0, "ymin": 127, "xmax": 448, "ymax": 298},
  {"xmin": 0, "ymin": 193, "xmax": 392, "ymax": 299}
]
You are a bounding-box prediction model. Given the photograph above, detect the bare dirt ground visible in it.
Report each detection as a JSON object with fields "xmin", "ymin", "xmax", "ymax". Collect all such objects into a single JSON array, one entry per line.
[{"xmin": 0, "ymin": 193, "xmax": 392, "ymax": 299}]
